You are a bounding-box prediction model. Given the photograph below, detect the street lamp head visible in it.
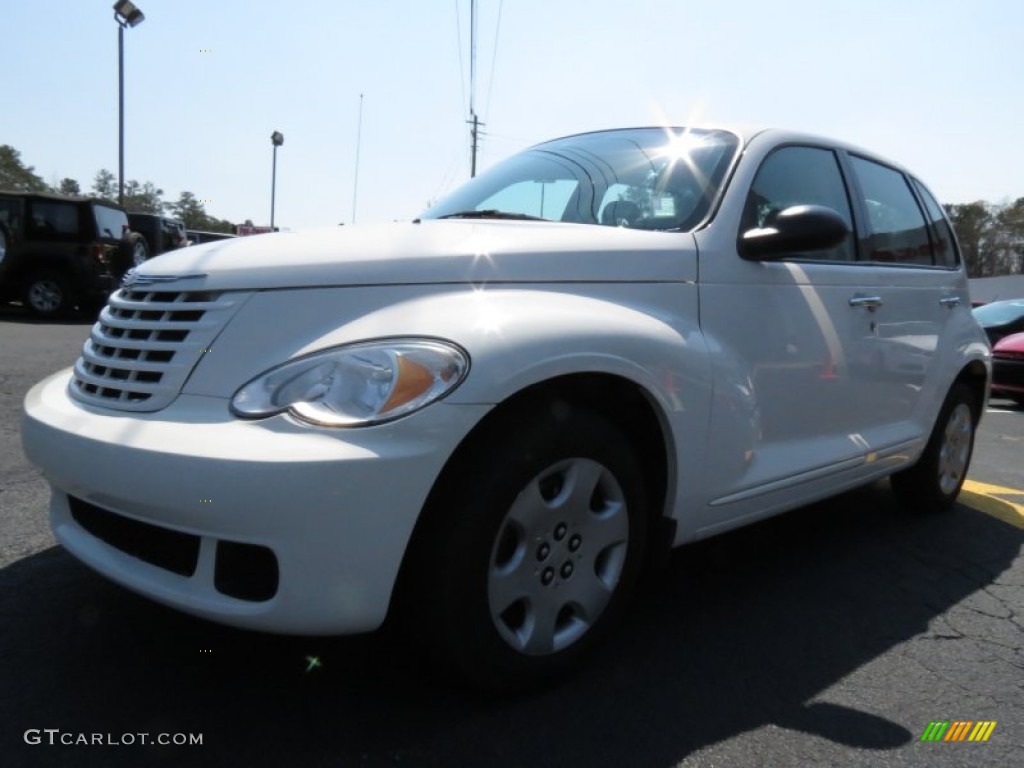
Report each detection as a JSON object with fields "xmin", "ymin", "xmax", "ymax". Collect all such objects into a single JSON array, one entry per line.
[
  {"xmin": 113, "ymin": 0, "xmax": 145, "ymax": 27},
  {"xmin": 271, "ymin": 131, "xmax": 285, "ymax": 147}
]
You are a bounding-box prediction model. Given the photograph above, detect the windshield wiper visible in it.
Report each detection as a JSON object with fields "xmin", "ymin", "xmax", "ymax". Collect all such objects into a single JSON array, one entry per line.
[{"xmin": 437, "ymin": 209, "xmax": 548, "ymax": 221}]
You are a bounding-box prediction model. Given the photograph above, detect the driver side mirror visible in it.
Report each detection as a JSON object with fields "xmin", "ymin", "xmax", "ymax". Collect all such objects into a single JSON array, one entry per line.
[{"xmin": 739, "ymin": 204, "xmax": 850, "ymax": 260}]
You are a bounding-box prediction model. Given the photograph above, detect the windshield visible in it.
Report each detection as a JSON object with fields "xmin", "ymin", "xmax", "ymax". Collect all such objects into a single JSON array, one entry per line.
[
  {"xmin": 423, "ymin": 127, "xmax": 740, "ymax": 232},
  {"xmin": 973, "ymin": 300, "xmax": 1024, "ymax": 325}
]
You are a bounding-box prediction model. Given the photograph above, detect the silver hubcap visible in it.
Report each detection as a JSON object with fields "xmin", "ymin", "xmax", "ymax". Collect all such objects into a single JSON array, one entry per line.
[
  {"xmin": 133, "ymin": 242, "xmax": 147, "ymax": 266},
  {"xmin": 938, "ymin": 403, "xmax": 973, "ymax": 496},
  {"xmin": 487, "ymin": 457, "xmax": 629, "ymax": 656},
  {"xmin": 28, "ymin": 280, "xmax": 62, "ymax": 312}
]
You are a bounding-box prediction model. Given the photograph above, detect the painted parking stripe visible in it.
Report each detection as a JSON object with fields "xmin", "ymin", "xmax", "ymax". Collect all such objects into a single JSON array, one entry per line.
[{"xmin": 960, "ymin": 480, "xmax": 1024, "ymax": 529}]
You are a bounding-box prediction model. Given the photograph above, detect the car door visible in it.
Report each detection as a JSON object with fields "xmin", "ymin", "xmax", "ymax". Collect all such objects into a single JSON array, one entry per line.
[
  {"xmin": 839, "ymin": 155, "xmax": 963, "ymax": 451},
  {"xmin": 695, "ymin": 142, "xmax": 879, "ymax": 530}
]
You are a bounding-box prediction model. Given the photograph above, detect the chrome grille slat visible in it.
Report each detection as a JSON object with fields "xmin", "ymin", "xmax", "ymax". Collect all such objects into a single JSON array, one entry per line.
[
  {"xmin": 72, "ymin": 362, "xmax": 171, "ymax": 395},
  {"xmin": 69, "ymin": 287, "xmax": 250, "ymax": 412},
  {"xmin": 80, "ymin": 342, "xmax": 189, "ymax": 373}
]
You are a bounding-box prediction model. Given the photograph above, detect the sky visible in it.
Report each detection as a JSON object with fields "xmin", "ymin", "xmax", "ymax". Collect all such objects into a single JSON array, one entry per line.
[{"xmin": 2, "ymin": 0, "xmax": 1022, "ymax": 230}]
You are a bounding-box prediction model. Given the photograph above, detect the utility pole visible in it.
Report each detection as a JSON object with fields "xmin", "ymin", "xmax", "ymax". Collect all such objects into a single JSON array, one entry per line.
[
  {"xmin": 470, "ymin": 114, "xmax": 480, "ymax": 177},
  {"xmin": 467, "ymin": 0, "xmax": 484, "ymax": 177},
  {"xmin": 352, "ymin": 93, "xmax": 364, "ymax": 224}
]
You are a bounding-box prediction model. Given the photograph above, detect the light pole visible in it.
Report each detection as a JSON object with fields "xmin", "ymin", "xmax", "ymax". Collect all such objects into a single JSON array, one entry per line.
[
  {"xmin": 113, "ymin": 1, "xmax": 144, "ymax": 207},
  {"xmin": 270, "ymin": 131, "xmax": 284, "ymax": 230}
]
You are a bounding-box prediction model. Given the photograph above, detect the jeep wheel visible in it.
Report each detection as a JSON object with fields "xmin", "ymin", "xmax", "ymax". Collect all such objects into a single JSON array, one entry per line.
[
  {"xmin": 891, "ymin": 383, "xmax": 979, "ymax": 514},
  {"xmin": 125, "ymin": 233, "xmax": 149, "ymax": 269},
  {"xmin": 24, "ymin": 271, "xmax": 75, "ymax": 317},
  {"xmin": 401, "ymin": 404, "xmax": 648, "ymax": 690}
]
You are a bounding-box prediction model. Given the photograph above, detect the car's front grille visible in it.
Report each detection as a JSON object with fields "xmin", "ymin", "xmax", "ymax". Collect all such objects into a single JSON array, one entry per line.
[{"xmin": 69, "ymin": 288, "xmax": 244, "ymax": 411}]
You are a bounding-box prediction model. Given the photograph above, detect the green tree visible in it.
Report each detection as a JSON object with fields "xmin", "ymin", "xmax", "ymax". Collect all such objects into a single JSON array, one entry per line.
[
  {"xmin": 122, "ymin": 179, "xmax": 164, "ymax": 214},
  {"xmin": 995, "ymin": 197, "xmax": 1024, "ymax": 274},
  {"xmin": 91, "ymin": 169, "xmax": 117, "ymax": 201},
  {"xmin": 946, "ymin": 202, "xmax": 995, "ymax": 277},
  {"xmin": 167, "ymin": 191, "xmax": 209, "ymax": 229},
  {"xmin": 56, "ymin": 177, "xmax": 82, "ymax": 196},
  {"xmin": 204, "ymin": 216, "xmax": 236, "ymax": 234},
  {"xmin": 0, "ymin": 145, "xmax": 48, "ymax": 191}
]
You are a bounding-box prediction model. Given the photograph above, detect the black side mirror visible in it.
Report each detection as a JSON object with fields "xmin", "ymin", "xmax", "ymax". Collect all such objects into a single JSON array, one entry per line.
[{"xmin": 739, "ymin": 204, "xmax": 850, "ymax": 260}]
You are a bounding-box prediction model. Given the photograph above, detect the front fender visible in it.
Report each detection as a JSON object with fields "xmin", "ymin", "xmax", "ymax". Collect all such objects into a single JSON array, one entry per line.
[
  {"xmin": 187, "ymin": 283, "xmax": 710, "ymax": 413},
  {"xmin": 184, "ymin": 283, "xmax": 712, "ymax": 538}
]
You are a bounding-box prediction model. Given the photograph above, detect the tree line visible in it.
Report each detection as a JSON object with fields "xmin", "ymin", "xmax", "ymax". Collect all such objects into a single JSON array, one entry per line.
[
  {"xmin": 0, "ymin": 145, "xmax": 236, "ymax": 234},
  {"xmin": 946, "ymin": 199, "xmax": 1024, "ymax": 278}
]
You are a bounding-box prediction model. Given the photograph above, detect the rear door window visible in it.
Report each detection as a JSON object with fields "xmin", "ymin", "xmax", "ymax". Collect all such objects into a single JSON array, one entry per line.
[
  {"xmin": 27, "ymin": 201, "xmax": 81, "ymax": 239},
  {"xmin": 849, "ymin": 156, "xmax": 933, "ymax": 266}
]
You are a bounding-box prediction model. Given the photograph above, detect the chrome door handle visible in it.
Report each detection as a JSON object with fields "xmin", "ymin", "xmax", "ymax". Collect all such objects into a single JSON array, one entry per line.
[
  {"xmin": 849, "ymin": 295, "xmax": 883, "ymax": 311},
  {"xmin": 939, "ymin": 296, "xmax": 961, "ymax": 308}
]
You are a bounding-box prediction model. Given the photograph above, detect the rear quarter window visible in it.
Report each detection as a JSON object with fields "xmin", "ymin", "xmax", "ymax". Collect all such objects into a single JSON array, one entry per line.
[
  {"xmin": 912, "ymin": 179, "xmax": 960, "ymax": 268},
  {"xmin": 93, "ymin": 205, "xmax": 129, "ymax": 241}
]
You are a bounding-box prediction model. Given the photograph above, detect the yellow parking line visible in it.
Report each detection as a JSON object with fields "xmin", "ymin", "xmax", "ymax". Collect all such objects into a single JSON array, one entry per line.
[{"xmin": 960, "ymin": 480, "xmax": 1024, "ymax": 529}]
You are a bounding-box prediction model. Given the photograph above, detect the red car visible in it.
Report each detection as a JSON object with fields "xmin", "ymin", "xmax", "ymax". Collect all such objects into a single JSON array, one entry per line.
[{"xmin": 991, "ymin": 332, "xmax": 1024, "ymax": 405}]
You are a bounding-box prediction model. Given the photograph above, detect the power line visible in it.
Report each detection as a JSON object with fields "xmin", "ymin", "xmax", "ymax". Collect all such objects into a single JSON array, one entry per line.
[{"xmin": 485, "ymin": 0, "xmax": 503, "ymax": 121}]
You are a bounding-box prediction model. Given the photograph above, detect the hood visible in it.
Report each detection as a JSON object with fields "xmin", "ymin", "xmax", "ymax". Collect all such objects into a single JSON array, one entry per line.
[{"xmin": 127, "ymin": 220, "xmax": 696, "ymax": 291}]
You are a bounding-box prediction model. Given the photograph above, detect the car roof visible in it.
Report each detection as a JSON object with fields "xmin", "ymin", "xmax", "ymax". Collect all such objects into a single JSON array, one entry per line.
[
  {"xmin": 128, "ymin": 211, "xmax": 184, "ymax": 224},
  {"xmin": 531, "ymin": 125, "xmax": 913, "ymax": 178},
  {"xmin": 0, "ymin": 188, "xmax": 125, "ymax": 208}
]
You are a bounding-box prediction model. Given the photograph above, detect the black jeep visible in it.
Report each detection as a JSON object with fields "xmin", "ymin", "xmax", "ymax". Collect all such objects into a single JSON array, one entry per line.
[
  {"xmin": 127, "ymin": 212, "xmax": 188, "ymax": 262},
  {"xmin": 0, "ymin": 190, "xmax": 145, "ymax": 316}
]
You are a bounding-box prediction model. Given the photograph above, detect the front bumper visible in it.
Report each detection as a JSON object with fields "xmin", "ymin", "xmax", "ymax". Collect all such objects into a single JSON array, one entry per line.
[
  {"xmin": 991, "ymin": 357, "xmax": 1024, "ymax": 399},
  {"xmin": 22, "ymin": 368, "xmax": 489, "ymax": 635}
]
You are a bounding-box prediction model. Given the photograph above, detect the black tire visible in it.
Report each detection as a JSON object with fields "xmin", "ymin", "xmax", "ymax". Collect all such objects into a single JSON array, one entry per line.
[
  {"xmin": 118, "ymin": 233, "xmax": 149, "ymax": 274},
  {"xmin": 399, "ymin": 402, "xmax": 649, "ymax": 691},
  {"xmin": 23, "ymin": 270, "xmax": 75, "ymax": 317},
  {"xmin": 891, "ymin": 383, "xmax": 979, "ymax": 514}
]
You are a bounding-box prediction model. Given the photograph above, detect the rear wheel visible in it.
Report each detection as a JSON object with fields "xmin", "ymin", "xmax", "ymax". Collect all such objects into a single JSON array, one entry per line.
[
  {"xmin": 24, "ymin": 270, "xmax": 74, "ymax": 317},
  {"xmin": 117, "ymin": 233, "xmax": 149, "ymax": 274},
  {"xmin": 401, "ymin": 404, "xmax": 648, "ymax": 690},
  {"xmin": 891, "ymin": 383, "xmax": 979, "ymax": 513}
]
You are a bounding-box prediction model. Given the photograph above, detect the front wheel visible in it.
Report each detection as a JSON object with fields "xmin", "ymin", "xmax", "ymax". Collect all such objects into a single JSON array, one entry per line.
[
  {"xmin": 401, "ymin": 404, "xmax": 649, "ymax": 690},
  {"xmin": 891, "ymin": 383, "xmax": 979, "ymax": 514}
]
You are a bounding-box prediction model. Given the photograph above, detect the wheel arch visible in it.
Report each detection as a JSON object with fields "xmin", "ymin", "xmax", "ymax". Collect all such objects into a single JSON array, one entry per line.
[
  {"xmin": 953, "ymin": 359, "xmax": 990, "ymax": 418},
  {"xmin": 388, "ymin": 371, "xmax": 677, "ymax": 621}
]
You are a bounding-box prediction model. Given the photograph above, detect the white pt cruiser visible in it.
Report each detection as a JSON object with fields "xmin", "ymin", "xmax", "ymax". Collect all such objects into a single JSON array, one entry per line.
[{"xmin": 23, "ymin": 127, "xmax": 991, "ymax": 689}]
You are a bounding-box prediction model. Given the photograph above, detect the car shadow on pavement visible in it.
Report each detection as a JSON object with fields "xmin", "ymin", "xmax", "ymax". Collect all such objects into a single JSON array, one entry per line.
[
  {"xmin": 0, "ymin": 304, "xmax": 97, "ymax": 326},
  {"xmin": 2, "ymin": 483, "xmax": 1020, "ymax": 767}
]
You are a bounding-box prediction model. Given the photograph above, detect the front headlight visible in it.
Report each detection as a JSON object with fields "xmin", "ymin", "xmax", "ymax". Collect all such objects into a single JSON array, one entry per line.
[{"xmin": 230, "ymin": 339, "xmax": 469, "ymax": 427}]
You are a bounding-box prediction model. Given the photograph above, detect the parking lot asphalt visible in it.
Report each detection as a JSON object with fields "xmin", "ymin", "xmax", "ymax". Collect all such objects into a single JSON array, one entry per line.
[{"xmin": 2, "ymin": 307, "xmax": 1021, "ymax": 768}]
